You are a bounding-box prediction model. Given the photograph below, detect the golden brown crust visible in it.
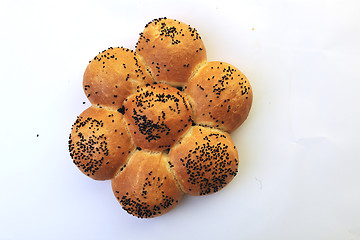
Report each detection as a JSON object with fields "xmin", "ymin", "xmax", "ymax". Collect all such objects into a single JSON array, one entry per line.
[
  {"xmin": 69, "ymin": 106, "xmax": 135, "ymax": 180},
  {"xmin": 83, "ymin": 47, "xmax": 153, "ymax": 109},
  {"xmin": 184, "ymin": 61, "xmax": 253, "ymax": 132},
  {"xmin": 123, "ymin": 83, "xmax": 192, "ymax": 151},
  {"xmin": 70, "ymin": 18, "xmax": 253, "ymax": 218},
  {"xmin": 111, "ymin": 151, "xmax": 183, "ymax": 218},
  {"xmin": 168, "ymin": 126, "xmax": 239, "ymax": 196},
  {"xmin": 136, "ymin": 18, "xmax": 207, "ymax": 86}
]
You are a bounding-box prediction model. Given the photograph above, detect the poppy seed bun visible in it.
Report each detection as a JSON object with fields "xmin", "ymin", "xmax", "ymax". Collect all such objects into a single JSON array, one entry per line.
[
  {"xmin": 83, "ymin": 47, "xmax": 153, "ymax": 109},
  {"xmin": 123, "ymin": 83, "xmax": 192, "ymax": 151},
  {"xmin": 168, "ymin": 126, "xmax": 239, "ymax": 196},
  {"xmin": 68, "ymin": 106, "xmax": 135, "ymax": 180},
  {"xmin": 136, "ymin": 17, "xmax": 207, "ymax": 87},
  {"xmin": 184, "ymin": 61, "xmax": 253, "ymax": 132},
  {"xmin": 112, "ymin": 151, "xmax": 183, "ymax": 218},
  {"xmin": 69, "ymin": 18, "xmax": 253, "ymax": 218}
]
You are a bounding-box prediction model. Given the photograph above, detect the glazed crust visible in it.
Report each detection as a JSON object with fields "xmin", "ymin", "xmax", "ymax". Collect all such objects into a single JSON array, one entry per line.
[
  {"xmin": 136, "ymin": 18, "xmax": 207, "ymax": 86},
  {"xmin": 184, "ymin": 61, "xmax": 253, "ymax": 132},
  {"xmin": 123, "ymin": 83, "xmax": 192, "ymax": 151},
  {"xmin": 83, "ymin": 47, "xmax": 153, "ymax": 109},
  {"xmin": 168, "ymin": 126, "xmax": 239, "ymax": 196},
  {"xmin": 69, "ymin": 106, "xmax": 135, "ymax": 180},
  {"xmin": 111, "ymin": 151, "xmax": 183, "ymax": 218}
]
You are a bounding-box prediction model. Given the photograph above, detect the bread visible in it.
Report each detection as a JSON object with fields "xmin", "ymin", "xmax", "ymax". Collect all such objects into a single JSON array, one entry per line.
[
  {"xmin": 136, "ymin": 17, "xmax": 207, "ymax": 87},
  {"xmin": 184, "ymin": 61, "xmax": 253, "ymax": 132},
  {"xmin": 168, "ymin": 126, "xmax": 239, "ymax": 195},
  {"xmin": 123, "ymin": 83, "xmax": 192, "ymax": 151},
  {"xmin": 69, "ymin": 17, "xmax": 253, "ymax": 218},
  {"xmin": 83, "ymin": 47, "xmax": 153, "ymax": 109},
  {"xmin": 69, "ymin": 106, "xmax": 135, "ymax": 180},
  {"xmin": 111, "ymin": 150, "xmax": 183, "ymax": 218}
]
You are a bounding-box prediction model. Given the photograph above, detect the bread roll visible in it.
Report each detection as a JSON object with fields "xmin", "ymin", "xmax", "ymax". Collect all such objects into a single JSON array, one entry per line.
[
  {"xmin": 184, "ymin": 61, "xmax": 253, "ymax": 132},
  {"xmin": 112, "ymin": 150, "xmax": 183, "ymax": 218},
  {"xmin": 136, "ymin": 17, "xmax": 207, "ymax": 86},
  {"xmin": 83, "ymin": 47, "xmax": 153, "ymax": 109},
  {"xmin": 123, "ymin": 83, "xmax": 192, "ymax": 151},
  {"xmin": 69, "ymin": 106, "xmax": 135, "ymax": 180},
  {"xmin": 168, "ymin": 126, "xmax": 239, "ymax": 196},
  {"xmin": 70, "ymin": 18, "xmax": 253, "ymax": 218}
]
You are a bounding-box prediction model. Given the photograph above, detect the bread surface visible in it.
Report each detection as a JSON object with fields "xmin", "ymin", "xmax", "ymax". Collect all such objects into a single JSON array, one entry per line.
[
  {"xmin": 168, "ymin": 126, "xmax": 239, "ymax": 196},
  {"xmin": 69, "ymin": 18, "xmax": 252, "ymax": 218},
  {"xmin": 112, "ymin": 151, "xmax": 183, "ymax": 218},
  {"xmin": 69, "ymin": 106, "xmax": 135, "ymax": 180},
  {"xmin": 136, "ymin": 18, "xmax": 207, "ymax": 86},
  {"xmin": 83, "ymin": 47, "xmax": 153, "ymax": 109},
  {"xmin": 184, "ymin": 61, "xmax": 253, "ymax": 132},
  {"xmin": 123, "ymin": 83, "xmax": 192, "ymax": 151}
]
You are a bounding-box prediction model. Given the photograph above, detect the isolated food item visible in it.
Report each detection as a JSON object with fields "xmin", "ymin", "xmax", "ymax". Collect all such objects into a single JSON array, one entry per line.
[
  {"xmin": 136, "ymin": 17, "xmax": 207, "ymax": 86},
  {"xmin": 69, "ymin": 17, "xmax": 253, "ymax": 218}
]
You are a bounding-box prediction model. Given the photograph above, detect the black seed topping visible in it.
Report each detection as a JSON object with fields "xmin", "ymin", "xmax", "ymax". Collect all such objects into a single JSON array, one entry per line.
[
  {"xmin": 69, "ymin": 116, "xmax": 109, "ymax": 176},
  {"xmin": 117, "ymin": 106, "xmax": 125, "ymax": 115},
  {"xmin": 126, "ymin": 85, "xmax": 191, "ymax": 149},
  {"xmin": 169, "ymin": 128, "xmax": 238, "ymax": 195}
]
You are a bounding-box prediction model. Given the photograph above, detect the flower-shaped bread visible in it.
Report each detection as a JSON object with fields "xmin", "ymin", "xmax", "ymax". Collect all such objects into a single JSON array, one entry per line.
[{"xmin": 69, "ymin": 17, "xmax": 253, "ymax": 218}]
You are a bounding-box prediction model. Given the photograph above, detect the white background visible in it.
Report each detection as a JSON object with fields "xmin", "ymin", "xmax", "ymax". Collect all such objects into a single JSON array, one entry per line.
[{"xmin": 0, "ymin": 0, "xmax": 359, "ymax": 239}]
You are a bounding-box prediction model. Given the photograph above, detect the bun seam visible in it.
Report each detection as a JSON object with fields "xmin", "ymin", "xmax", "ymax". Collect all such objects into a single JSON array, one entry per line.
[
  {"xmin": 111, "ymin": 147, "xmax": 137, "ymax": 180},
  {"xmin": 135, "ymin": 53, "xmax": 155, "ymax": 80},
  {"xmin": 187, "ymin": 60, "xmax": 207, "ymax": 82},
  {"xmin": 162, "ymin": 152, "xmax": 185, "ymax": 193},
  {"xmin": 91, "ymin": 103, "xmax": 120, "ymax": 112}
]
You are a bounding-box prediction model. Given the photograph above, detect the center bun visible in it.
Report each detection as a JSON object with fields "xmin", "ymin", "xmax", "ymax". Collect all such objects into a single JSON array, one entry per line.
[{"xmin": 123, "ymin": 83, "xmax": 193, "ymax": 151}]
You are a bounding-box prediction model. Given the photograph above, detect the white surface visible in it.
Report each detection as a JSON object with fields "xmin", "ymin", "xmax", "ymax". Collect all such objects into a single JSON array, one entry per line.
[{"xmin": 1, "ymin": 0, "xmax": 360, "ymax": 239}]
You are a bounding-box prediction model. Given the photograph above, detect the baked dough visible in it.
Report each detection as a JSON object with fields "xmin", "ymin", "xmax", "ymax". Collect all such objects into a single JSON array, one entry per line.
[
  {"xmin": 184, "ymin": 61, "xmax": 253, "ymax": 132},
  {"xmin": 168, "ymin": 126, "xmax": 239, "ymax": 195},
  {"xmin": 83, "ymin": 47, "xmax": 153, "ymax": 109},
  {"xmin": 69, "ymin": 106, "xmax": 135, "ymax": 180},
  {"xmin": 123, "ymin": 83, "xmax": 192, "ymax": 151},
  {"xmin": 112, "ymin": 151, "xmax": 183, "ymax": 218},
  {"xmin": 69, "ymin": 18, "xmax": 253, "ymax": 218},
  {"xmin": 136, "ymin": 17, "xmax": 207, "ymax": 86}
]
